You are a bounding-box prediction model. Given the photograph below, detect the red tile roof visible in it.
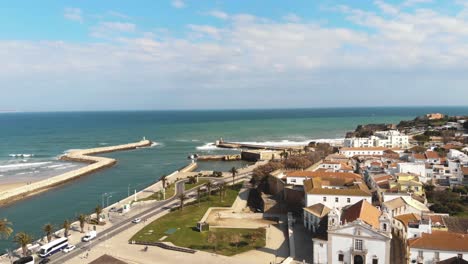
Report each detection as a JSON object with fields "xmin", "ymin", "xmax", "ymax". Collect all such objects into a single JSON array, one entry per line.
[
  {"xmin": 425, "ymin": 151, "xmax": 440, "ymax": 159},
  {"xmin": 286, "ymin": 171, "xmax": 362, "ymax": 180},
  {"xmin": 408, "ymin": 231, "xmax": 468, "ymax": 251},
  {"xmin": 341, "ymin": 199, "xmax": 381, "ymax": 229}
]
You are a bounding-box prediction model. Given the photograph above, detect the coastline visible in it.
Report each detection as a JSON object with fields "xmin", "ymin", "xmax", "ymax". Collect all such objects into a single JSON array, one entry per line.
[{"xmin": 0, "ymin": 139, "xmax": 152, "ymax": 207}]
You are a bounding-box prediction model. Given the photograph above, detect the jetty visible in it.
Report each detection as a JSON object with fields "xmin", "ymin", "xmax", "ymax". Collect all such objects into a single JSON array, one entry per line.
[
  {"xmin": 0, "ymin": 139, "xmax": 152, "ymax": 206},
  {"xmin": 215, "ymin": 140, "xmax": 304, "ymax": 151}
]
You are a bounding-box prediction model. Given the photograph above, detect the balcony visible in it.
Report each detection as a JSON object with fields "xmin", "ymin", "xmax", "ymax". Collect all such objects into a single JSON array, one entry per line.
[{"xmin": 350, "ymin": 246, "xmax": 368, "ymax": 255}]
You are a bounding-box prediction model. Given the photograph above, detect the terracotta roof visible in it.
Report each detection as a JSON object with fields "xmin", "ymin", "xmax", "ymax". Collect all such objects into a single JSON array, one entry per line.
[
  {"xmin": 395, "ymin": 213, "xmax": 421, "ymax": 228},
  {"xmin": 462, "ymin": 167, "xmax": 468, "ymax": 175},
  {"xmin": 339, "ymin": 163, "xmax": 354, "ymax": 171},
  {"xmin": 373, "ymin": 175, "xmax": 393, "ymax": 183},
  {"xmin": 408, "ymin": 231, "xmax": 468, "ymax": 252},
  {"xmin": 303, "ymin": 177, "xmax": 371, "ymax": 197},
  {"xmin": 304, "ymin": 203, "xmax": 331, "ymax": 218},
  {"xmin": 341, "ymin": 199, "xmax": 381, "ymax": 229},
  {"xmin": 413, "ymin": 153, "xmax": 426, "ymax": 160},
  {"xmin": 425, "ymin": 151, "xmax": 440, "ymax": 159},
  {"xmin": 371, "ymin": 161, "xmax": 382, "ymax": 166},
  {"xmin": 384, "ymin": 197, "xmax": 430, "ymax": 212},
  {"xmin": 286, "ymin": 171, "xmax": 362, "ymax": 180}
]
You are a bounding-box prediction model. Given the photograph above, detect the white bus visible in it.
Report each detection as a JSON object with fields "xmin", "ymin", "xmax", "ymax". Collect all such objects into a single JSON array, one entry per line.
[{"xmin": 38, "ymin": 237, "xmax": 68, "ymax": 258}]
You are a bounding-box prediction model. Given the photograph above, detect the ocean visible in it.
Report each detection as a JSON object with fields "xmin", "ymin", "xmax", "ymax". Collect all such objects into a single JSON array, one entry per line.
[{"xmin": 0, "ymin": 107, "xmax": 467, "ymax": 252}]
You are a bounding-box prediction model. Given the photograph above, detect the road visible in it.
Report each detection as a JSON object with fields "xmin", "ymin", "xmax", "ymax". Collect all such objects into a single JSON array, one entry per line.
[{"xmin": 49, "ymin": 172, "xmax": 252, "ymax": 264}]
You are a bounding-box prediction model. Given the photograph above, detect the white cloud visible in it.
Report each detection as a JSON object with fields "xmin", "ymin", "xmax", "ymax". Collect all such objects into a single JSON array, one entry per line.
[
  {"xmin": 374, "ymin": 0, "xmax": 399, "ymax": 15},
  {"xmin": 402, "ymin": 0, "xmax": 433, "ymax": 7},
  {"xmin": 64, "ymin": 7, "xmax": 83, "ymax": 23},
  {"xmin": 91, "ymin": 22, "xmax": 136, "ymax": 38},
  {"xmin": 207, "ymin": 10, "xmax": 229, "ymax": 20},
  {"xmin": 3, "ymin": 4, "xmax": 468, "ymax": 110},
  {"xmin": 283, "ymin": 13, "xmax": 301, "ymax": 22},
  {"xmin": 172, "ymin": 0, "xmax": 186, "ymax": 9}
]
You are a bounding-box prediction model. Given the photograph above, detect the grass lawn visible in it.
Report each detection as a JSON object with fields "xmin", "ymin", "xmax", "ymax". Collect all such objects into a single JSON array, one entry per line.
[
  {"xmin": 184, "ymin": 179, "xmax": 208, "ymax": 191},
  {"xmin": 140, "ymin": 183, "xmax": 175, "ymax": 201},
  {"xmin": 131, "ymin": 183, "xmax": 266, "ymax": 256}
]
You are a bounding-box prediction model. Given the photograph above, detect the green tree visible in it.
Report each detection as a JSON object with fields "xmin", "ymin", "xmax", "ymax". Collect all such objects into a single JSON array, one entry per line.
[
  {"xmin": 0, "ymin": 218, "xmax": 13, "ymax": 239},
  {"xmin": 230, "ymin": 167, "xmax": 238, "ymax": 186},
  {"xmin": 63, "ymin": 220, "xmax": 71, "ymax": 237},
  {"xmin": 43, "ymin": 223, "xmax": 54, "ymax": 243},
  {"xmin": 14, "ymin": 232, "xmax": 33, "ymax": 257},
  {"xmin": 161, "ymin": 174, "xmax": 168, "ymax": 189},
  {"xmin": 94, "ymin": 205, "xmax": 103, "ymax": 223},
  {"xmin": 178, "ymin": 193, "xmax": 187, "ymax": 210},
  {"xmin": 77, "ymin": 214, "xmax": 87, "ymax": 233},
  {"xmin": 206, "ymin": 181, "xmax": 213, "ymax": 197}
]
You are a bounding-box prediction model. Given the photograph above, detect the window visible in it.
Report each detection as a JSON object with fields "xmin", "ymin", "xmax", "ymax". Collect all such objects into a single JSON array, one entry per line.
[
  {"xmin": 458, "ymin": 254, "xmax": 463, "ymax": 259},
  {"xmin": 434, "ymin": 252, "xmax": 439, "ymax": 259},
  {"xmin": 347, "ymin": 198, "xmax": 351, "ymax": 203},
  {"xmin": 355, "ymin": 239, "xmax": 363, "ymax": 250},
  {"xmin": 372, "ymin": 259, "xmax": 378, "ymax": 264},
  {"xmin": 418, "ymin": 251, "xmax": 423, "ymax": 257},
  {"xmin": 291, "ymin": 179, "xmax": 296, "ymax": 183},
  {"xmin": 383, "ymin": 223, "xmax": 387, "ymax": 231},
  {"xmin": 323, "ymin": 197, "xmax": 327, "ymax": 202},
  {"xmin": 338, "ymin": 254, "xmax": 344, "ymax": 261},
  {"xmin": 335, "ymin": 197, "xmax": 339, "ymax": 202}
]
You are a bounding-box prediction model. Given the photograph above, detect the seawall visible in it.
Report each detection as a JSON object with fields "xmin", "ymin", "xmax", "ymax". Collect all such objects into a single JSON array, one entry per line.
[{"xmin": 0, "ymin": 139, "xmax": 152, "ymax": 207}]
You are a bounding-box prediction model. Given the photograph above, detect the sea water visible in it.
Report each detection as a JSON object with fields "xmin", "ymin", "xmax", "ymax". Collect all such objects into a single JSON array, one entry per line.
[{"xmin": 0, "ymin": 107, "xmax": 467, "ymax": 251}]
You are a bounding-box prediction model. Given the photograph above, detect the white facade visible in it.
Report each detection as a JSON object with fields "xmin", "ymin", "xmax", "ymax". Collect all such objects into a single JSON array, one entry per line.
[
  {"xmin": 326, "ymin": 222, "xmax": 391, "ymax": 264},
  {"xmin": 286, "ymin": 176, "xmax": 308, "ymax": 186},
  {"xmin": 398, "ymin": 163, "xmax": 428, "ymax": 183},
  {"xmin": 409, "ymin": 248, "xmax": 467, "ymax": 264},
  {"xmin": 306, "ymin": 194, "xmax": 371, "ymax": 210},
  {"xmin": 340, "ymin": 148, "xmax": 386, "ymax": 158},
  {"xmin": 344, "ymin": 130, "xmax": 409, "ymax": 149}
]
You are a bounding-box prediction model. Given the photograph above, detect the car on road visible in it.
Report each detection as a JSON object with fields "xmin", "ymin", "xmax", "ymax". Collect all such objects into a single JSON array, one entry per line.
[
  {"xmin": 132, "ymin": 218, "xmax": 141, "ymax": 223},
  {"xmin": 38, "ymin": 258, "xmax": 50, "ymax": 264},
  {"xmin": 109, "ymin": 207, "xmax": 117, "ymax": 212},
  {"xmin": 63, "ymin": 244, "xmax": 76, "ymax": 253},
  {"xmin": 82, "ymin": 231, "xmax": 97, "ymax": 242}
]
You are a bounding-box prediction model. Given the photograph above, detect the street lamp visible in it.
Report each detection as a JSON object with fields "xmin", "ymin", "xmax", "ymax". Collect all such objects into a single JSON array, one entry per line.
[
  {"xmin": 101, "ymin": 193, "xmax": 108, "ymax": 208},
  {"xmin": 106, "ymin": 195, "xmax": 112, "ymax": 207}
]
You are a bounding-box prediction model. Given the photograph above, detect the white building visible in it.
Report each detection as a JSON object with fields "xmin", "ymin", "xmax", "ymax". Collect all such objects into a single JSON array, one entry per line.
[
  {"xmin": 303, "ymin": 175, "xmax": 372, "ymax": 210},
  {"xmin": 285, "ymin": 171, "xmax": 362, "ymax": 186},
  {"xmin": 339, "ymin": 147, "xmax": 388, "ymax": 158},
  {"xmin": 312, "ymin": 200, "xmax": 392, "ymax": 264},
  {"xmin": 408, "ymin": 231, "xmax": 468, "ymax": 264},
  {"xmin": 344, "ymin": 130, "xmax": 410, "ymax": 149},
  {"xmin": 398, "ymin": 163, "xmax": 428, "ymax": 183},
  {"xmin": 382, "ymin": 196, "xmax": 430, "ymax": 217}
]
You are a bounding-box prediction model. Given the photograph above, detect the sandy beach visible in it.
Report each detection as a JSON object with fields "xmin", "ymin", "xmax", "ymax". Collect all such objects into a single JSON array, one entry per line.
[{"xmin": 0, "ymin": 182, "xmax": 28, "ymax": 193}]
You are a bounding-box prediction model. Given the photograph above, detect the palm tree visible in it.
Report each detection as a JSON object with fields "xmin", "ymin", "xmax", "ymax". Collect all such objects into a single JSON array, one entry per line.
[
  {"xmin": 178, "ymin": 193, "xmax": 187, "ymax": 210},
  {"xmin": 63, "ymin": 220, "xmax": 71, "ymax": 237},
  {"xmin": 161, "ymin": 175, "xmax": 168, "ymax": 189},
  {"xmin": 95, "ymin": 205, "xmax": 103, "ymax": 223},
  {"xmin": 77, "ymin": 214, "xmax": 87, "ymax": 233},
  {"xmin": 206, "ymin": 181, "xmax": 213, "ymax": 197},
  {"xmin": 14, "ymin": 232, "xmax": 33, "ymax": 257},
  {"xmin": 43, "ymin": 223, "xmax": 54, "ymax": 243},
  {"xmin": 219, "ymin": 182, "xmax": 227, "ymax": 202},
  {"xmin": 0, "ymin": 218, "xmax": 13, "ymax": 239},
  {"xmin": 230, "ymin": 167, "xmax": 238, "ymax": 186}
]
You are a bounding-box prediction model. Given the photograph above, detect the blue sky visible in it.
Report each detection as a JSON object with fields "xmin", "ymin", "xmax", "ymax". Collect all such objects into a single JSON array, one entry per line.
[{"xmin": 1, "ymin": 0, "xmax": 468, "ymax": 111}]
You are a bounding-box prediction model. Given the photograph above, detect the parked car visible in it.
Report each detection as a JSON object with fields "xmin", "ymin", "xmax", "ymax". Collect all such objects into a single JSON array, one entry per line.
[
  {"xmin": 82, "ymin": 231, "xmax": 97, "ymax": 242},
  {"xmin": 63, "ymin": 244, "xmax": 76, "ymax": 253},
  {"xmin": 109, "ymin": 207, "xmax": 117, "ymax": 212},
  {"xmin": 38, "ymin": 258, "xmax": 50, "ymax": 264},
  {"xmin": 132, "ymin": 218, "xmax": 141, "ymax": 224}
]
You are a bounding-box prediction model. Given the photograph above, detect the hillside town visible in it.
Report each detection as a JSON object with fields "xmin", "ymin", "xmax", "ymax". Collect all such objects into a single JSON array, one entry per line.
[{"xmin": 255, "ymin": 113, "xmax": 468, "ymax": 264}]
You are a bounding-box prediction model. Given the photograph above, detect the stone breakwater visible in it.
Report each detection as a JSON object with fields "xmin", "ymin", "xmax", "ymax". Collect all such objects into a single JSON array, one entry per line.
[{"xmin": 0, "ymin": 139, "xmax": 152, "ymax": 206}]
